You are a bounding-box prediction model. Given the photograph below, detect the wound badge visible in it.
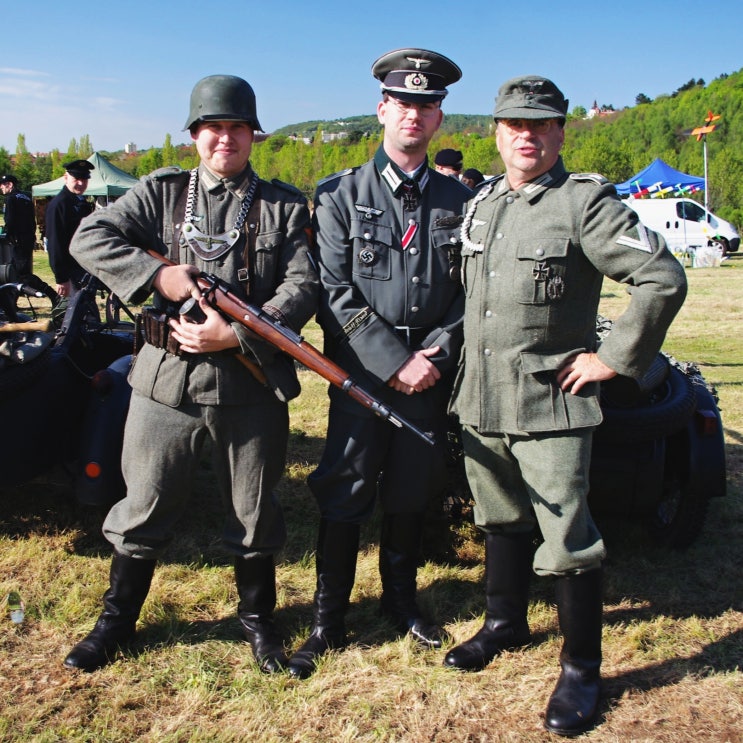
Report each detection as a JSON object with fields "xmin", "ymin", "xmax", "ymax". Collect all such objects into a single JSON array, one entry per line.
[
  {"xmin": 359, "ymin": 248, "xmax": 376, "ymax": 265},
  {"xmin": 547, "ymin": 274, "xmax": 565, "ymax": 301}
]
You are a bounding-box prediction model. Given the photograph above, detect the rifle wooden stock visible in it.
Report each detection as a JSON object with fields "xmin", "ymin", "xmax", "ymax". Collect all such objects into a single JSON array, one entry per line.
[
  {"xmin": 0, "ymin": 320, "xmax": 53, "ymax": 333},
  {"xmin": 147, "ymin": 250, "xmax": 434, "ymax": 446}
]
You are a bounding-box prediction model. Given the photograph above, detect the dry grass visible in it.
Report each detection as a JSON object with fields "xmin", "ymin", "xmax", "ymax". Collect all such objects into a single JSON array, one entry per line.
[{"xmin": 0, "ymin": 253, "xmax": 741, "ymax": 742}]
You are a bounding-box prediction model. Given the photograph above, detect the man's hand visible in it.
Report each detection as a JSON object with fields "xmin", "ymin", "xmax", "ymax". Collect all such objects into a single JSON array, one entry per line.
[
  {"xmin": 55, "ymin": 280, "xmax": 72, "ymax": 298},
  {"xmin": 167, "ymin": 297, "xmax": 240, "ymax": 354},
  {"xmin": 557, "ymin": 352, "xmax": 616, "ymax": 394},
  {"xmin": 152, "ymin": 264, "xmax": 201, "ymax": 303},
  {"xmin": 388, "ymin": 346, "xmax": 441, "ymax": 395}
]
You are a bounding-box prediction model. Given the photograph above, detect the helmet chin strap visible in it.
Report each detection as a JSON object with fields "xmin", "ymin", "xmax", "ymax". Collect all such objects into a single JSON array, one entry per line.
[{"xmin": 182, "ymin": 168, "xmax": 258, "ymax": 261}]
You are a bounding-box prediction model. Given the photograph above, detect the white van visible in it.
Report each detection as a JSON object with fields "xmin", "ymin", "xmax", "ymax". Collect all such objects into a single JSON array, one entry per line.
[{"xmin": 626, "ymin": 198, "xmax": 739, "ymax": 256}]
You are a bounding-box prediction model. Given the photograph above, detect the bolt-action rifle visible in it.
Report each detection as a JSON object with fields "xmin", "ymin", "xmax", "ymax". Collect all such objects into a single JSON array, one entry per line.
[{"xmin": 147, "ymin": 251, "xmax": 434, "ymax": 446}]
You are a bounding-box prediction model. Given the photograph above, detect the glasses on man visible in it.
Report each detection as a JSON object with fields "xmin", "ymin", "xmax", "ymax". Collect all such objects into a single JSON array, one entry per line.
[
  {"xmin": 498, "ymin": 118, "xmax": 556, "ymax": 134},
  {"xmin": 387, "ymin": 97, "xmax": 441, "ymax": 118}
]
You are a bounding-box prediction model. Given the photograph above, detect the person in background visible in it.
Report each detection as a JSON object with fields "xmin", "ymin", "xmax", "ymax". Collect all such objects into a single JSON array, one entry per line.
[
  {"xmin": 0, "ymin": 174, "xmax": 57, "ymax": 306},
  {"xmin": 460, "ymin": 168, "xmax": 485, "ymax": 190},
  {"xmin": 434, "ymin": 148, "xmax": 463, "ymax": 179},
  {"xmin": 444, "ymin": 75, "xmax": 687, "ymax": 736},
  {"xmin": 62, "ymin": 74, "xmax": 318, "ymax": 675},
  {"xmin": 45, "ymin": 159, "xmax": 95, "ymax": 298},
  {"xmin": 286, "ymin": 47, "xmax": 471, "ymax": 679}
]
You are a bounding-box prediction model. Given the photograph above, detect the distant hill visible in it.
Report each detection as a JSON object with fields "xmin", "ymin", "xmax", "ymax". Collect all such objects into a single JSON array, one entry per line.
[{"xmin": 272, "ymin": 113, "xmax": 492, "ymax": 140}]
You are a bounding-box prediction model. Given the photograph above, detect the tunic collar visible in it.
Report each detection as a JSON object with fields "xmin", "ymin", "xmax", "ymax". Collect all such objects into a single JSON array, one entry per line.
[
  {"xmin": 498, "ymin": 157, "xmax": 566, "ymax": 202},
  {"xmin": 374, "ymin": 145, "xmax": 430, "ymax": 197},
  {"xmin": 198, "ymin": 163, "xmax": 255, "ymax": 200}
]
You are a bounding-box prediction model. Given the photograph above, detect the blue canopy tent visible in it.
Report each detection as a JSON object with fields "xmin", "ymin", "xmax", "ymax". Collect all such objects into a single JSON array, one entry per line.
[{"xmin": 615, "ymin": 158, "xmax": 705, "ymax": 197}]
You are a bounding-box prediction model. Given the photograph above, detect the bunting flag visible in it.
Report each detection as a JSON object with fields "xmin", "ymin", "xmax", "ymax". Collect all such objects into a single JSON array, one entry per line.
[
  {"xmin": 650, "ymin": 186, "xmax": 674, "ymax": 198},
  {"xmin": 629, "ymin": 181, "xmax": 664, "ymax": 200}
]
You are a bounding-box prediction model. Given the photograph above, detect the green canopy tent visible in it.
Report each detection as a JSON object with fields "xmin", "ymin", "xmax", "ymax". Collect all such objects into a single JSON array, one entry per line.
[{"xmin": 32, "ymin": 152, "xmax": 139, "ymax": 200}]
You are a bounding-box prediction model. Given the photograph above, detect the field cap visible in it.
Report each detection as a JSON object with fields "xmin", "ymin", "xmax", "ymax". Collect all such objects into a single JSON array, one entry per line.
[{"xmin": 493, "ymin": 76, "xmax": 568, "ymax": 120}]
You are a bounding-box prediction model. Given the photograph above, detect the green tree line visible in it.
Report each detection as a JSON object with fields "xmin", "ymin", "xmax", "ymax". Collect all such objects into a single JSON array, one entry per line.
[{"xmin": 2, "ymin": 69, "xmax": 741, "ymax": 228}]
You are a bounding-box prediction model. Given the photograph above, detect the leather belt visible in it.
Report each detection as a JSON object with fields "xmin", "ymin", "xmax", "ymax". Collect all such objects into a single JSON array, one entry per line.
[{"xmin": 393, "ymin": 325, "xmax": 429, "ymax": 347}]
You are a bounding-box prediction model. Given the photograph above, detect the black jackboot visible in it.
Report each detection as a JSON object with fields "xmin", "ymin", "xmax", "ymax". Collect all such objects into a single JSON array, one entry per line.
[
  {"xmin": 444, "ymin": 532, "xmax": 533, "ymax": 671},
  {"xmin": 235, "ymin": 555, "xmax": 287, "ymax": 674},
  {"xmin": 63, "ymin": 552, "xmax": 156, "ymax": 672},
  {"xmin": 379, "ymin": 512, "xmax": 448, "ymax": 648},
  {"xmin": 287, "ymin": 519, "xmax": 360, "ymax": 679},
  {"xmin": 544, "ymin": 568, "xmax": 603, "ymax": 737}
]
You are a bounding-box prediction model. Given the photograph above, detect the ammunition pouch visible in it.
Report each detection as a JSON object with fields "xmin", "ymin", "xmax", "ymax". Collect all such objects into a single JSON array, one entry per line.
[{"xmin": 137, "ymin": 307, "xmax": 184, "ymax": 356}]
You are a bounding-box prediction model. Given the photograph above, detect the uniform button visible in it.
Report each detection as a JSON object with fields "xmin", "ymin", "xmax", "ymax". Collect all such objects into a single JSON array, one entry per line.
[
  {"xmin": 364, "ymin": 232, "xmax": 372, "ymax": 240},
  {"xmin": 496, "ymin": 232, "xmax": 503, "ymax": 239},
  {"xmin": 536, "ymin": 248, "xmax": 545, "ymax": 257},
  {"xmin": 489, "ymin": 271, "xmax": 496, "ymax": 278},
  {"xmin": 411, "ymin": 276, "xmax": 420, "ymax": 284},
  {"xmin": 410, "ymin": 306, "xmax": 419, "ymax": 313},
  {"xmin": 506, "ymin": 196, "xmax": 514, "ymax": 204},
  {"xmin": 485, "ymin": 310, "xmax": 492, "ymax": 318},
  {"xmin": 409, "ymin": 247, "xmax": 419, "ymax": 255},
  {"xmin": 484, "ymin": 348, "xmax": 492, "ymax": 356},
  {"xmin": 450, "ymin": 235, "xmax": 458, "ymax": 243}
]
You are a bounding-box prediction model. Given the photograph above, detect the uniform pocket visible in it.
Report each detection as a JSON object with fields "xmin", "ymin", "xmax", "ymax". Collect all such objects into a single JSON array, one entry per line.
[
  {"xmin": 128, "ymin": 343, "xmax": 187, "ymax": 408},
  {"xmin": 430, "ymin": 225, "xmax": 462, "ymax": 285},
  {"xmin": 515, "ymin": 238, "xmax": 569, "ymax": 305},
  {"xmin": 253, "ymin": 230, "xmax": 282, "ymax": 285},
  {"xmin": 516, "ymin": 350, "xmax": 602, "ymax": 432},
  {"xmin": 350, "ymin": 219, "xmax": 392, "ymax": 280}
]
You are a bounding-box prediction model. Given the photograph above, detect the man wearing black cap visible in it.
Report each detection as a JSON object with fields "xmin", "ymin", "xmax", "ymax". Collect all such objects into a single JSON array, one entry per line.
[
  {"xmin": 461, "ymin": 168, "xmax": 484, "ymax": 189},
  {"xmin": 0, "ymin": 174, "xmax": 57, "ymax": 305},
  {"xmin": 444, "ymin": 76, "xmax": 687, "ymax": 736},
  {"xmin": 434, "ymin": 148, "xmax": 463, "ymax": 179},
  {"xmin": 286, "ymin": 48, "xmax": 470, "ymax": 679},
  {"xmin": 45, "ymin": 159, "xmax": 95, "ymax": 298},
  {"xmin": 63, "ymin": 75, "xmax": 318, "ymax": 675}
]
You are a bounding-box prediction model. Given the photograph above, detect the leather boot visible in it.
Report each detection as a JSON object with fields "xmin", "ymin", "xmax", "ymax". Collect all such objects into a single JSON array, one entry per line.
[
  {"xmin": 235, "ymin": 555, "xmax": 287, "ymax": 674},
  {"xmin": 379, "ymin": 512, "xmax": 448, "ymax": 648},
  {"xmin": 444, "ymin": 532, "xmax": 533, "ymax": 671},
  {"xmin": 544, "ymin": 568, "xmax": 603, "ymax": 737},
  {"xmin": 287, "ymin": 519, "xmax": 360, "ymax": 679},
  {"xmin": 64, "ymin": 552, "xmax": 155, "ymax": 672}
]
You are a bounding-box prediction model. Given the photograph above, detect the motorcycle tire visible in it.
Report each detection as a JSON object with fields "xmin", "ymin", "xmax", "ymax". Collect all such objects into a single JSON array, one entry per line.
[
  {"xmin": 595, "ymin": 364, "xmax": 696, "ymax": 443},
  {"xmin": 648, "ymin": 469, "xmax": 709, "ymax": 550}
]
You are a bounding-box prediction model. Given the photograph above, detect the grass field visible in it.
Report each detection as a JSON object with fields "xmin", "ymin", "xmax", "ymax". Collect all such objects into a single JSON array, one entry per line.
[{"xmin": 1, "ymin": 251, "xmax": 741, "ymax": 742}]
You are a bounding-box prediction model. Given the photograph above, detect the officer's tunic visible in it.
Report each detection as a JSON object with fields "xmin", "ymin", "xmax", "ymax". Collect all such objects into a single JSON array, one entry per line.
[
  {"xmin": 451, "ymin": 158, "xmax": 687, "ymax": 574},
  {"xmin": 46, "ymin": 186, "xmax": 93, "ymax": 286},
  {"xmin": 71, "ymin": 163, "xmax": 318, "ymax": 559},
  {"xmin": 309, "ymin": 146, "xmax": 470, "ymax": 521}
]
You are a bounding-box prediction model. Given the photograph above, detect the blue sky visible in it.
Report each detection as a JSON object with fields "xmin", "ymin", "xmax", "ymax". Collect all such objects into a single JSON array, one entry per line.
[{"xmin": 1, "ymin": 0, "xmax": 741, "ymax": 154}]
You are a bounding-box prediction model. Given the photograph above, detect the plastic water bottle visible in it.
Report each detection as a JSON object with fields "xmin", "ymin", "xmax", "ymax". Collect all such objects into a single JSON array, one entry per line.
[{"xmin": 7, "ymin": 591, "xmax": 24, "ymax": 624}]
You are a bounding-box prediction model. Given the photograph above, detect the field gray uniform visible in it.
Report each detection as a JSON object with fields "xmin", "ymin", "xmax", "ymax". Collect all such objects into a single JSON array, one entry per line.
[
  {"xmin": 310, "ymin": 146, "xmax": 470, "ymax": 520},
  {"xmin": 71, "ymin": 163, "xmax": 318, "ymax": 559},
  {"xmin": 451, "ymin": 158, "xmax": 687, "ymax": 575}
]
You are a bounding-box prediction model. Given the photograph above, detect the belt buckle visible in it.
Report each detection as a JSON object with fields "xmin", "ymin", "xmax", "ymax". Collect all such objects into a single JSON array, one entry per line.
[{"xmin": 394, "ymin": 325, "xmax": 411, "ymax": 345}]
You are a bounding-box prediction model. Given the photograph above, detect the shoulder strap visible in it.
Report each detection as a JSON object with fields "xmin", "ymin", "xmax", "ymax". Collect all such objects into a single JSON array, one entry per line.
[{"xmin": 240, "ymin": 183, "xmax": 262, "ymax": 297}]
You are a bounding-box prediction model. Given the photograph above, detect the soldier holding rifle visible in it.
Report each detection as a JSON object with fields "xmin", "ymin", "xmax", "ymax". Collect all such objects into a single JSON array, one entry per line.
[{"xmin": 63, "ymin": 74, "xmax": 318, "ymax": 674}]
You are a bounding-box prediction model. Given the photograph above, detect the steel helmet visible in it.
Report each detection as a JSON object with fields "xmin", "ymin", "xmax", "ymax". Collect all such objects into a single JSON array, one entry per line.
[{"xmin": 184, "ymin": 74, "xmax": 263, "ymax": 132}]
